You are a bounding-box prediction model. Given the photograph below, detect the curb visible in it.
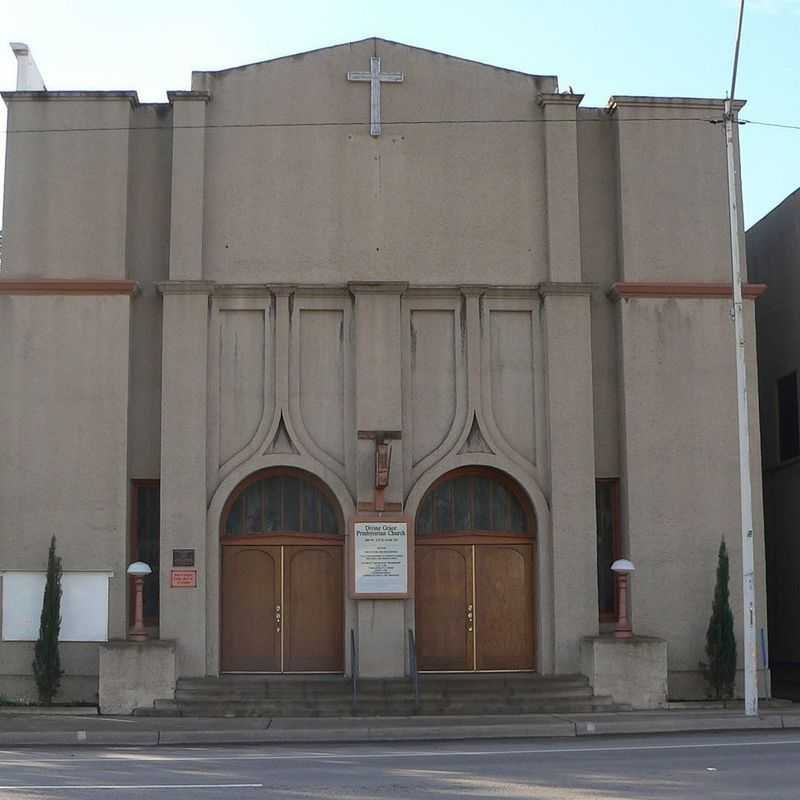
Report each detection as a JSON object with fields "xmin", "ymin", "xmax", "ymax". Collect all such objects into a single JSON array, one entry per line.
[
  {"xmin": 0, "ymin": 707, "xmax": 99, "ymax": 717},
  {"xmin": 0, "ymin": 714, "xmax": 797, "ymax": 748}
]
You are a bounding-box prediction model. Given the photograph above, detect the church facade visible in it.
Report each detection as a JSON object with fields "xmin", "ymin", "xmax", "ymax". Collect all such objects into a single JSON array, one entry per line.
[{"xmin": 0, "ymin": 39, "xmax": 769, "ymax": 704}]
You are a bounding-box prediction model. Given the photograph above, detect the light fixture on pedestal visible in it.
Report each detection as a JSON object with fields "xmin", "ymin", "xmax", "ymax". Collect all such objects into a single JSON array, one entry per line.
[
  {"xmin": 611, "ymin": 558, "xmax": 635, "ymax": 640},
  {"xmin": 126, "ymin": 562, "xmax": 152, "ymax": 642}
]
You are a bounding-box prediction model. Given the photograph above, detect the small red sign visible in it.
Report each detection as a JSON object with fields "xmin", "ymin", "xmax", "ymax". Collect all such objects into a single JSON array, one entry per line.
[{"xmin": 170, "ymin": 569, "xmax": 197, "ymax": 588}]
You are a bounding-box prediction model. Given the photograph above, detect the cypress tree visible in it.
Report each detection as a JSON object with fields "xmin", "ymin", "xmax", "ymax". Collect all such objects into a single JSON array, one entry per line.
[
  {"xmin": 705, "ymin": 538, "xmax": 737, "ymax": 699},
  {"xmin": 32, "ymin": 536, "xmax": 63, "ymax": 705}
]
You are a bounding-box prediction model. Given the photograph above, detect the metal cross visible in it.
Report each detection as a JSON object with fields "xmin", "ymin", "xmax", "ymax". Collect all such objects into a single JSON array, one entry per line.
[{"xmin": 347, "ymin": 56, "xmax": 404, "ymax": 137}]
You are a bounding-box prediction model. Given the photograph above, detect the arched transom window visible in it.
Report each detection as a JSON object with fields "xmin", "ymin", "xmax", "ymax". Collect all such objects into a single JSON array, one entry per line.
[
  {"xmin": 416, "ymin": 469, "xmax": 532, "ymax": 536},
  {"xmin": 223, "ymin": 470, "xmax": 341, "ymax": 537}
]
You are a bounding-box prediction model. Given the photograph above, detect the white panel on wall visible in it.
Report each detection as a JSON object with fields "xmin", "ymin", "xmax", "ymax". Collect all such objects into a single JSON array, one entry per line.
[{"xmin": 1, "ymin": 572, "xmax": 111, "ymax": 642}]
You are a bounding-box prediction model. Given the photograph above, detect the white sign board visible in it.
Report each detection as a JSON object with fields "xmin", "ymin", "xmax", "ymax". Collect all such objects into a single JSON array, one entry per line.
[
  {"xmin": 1, "ymin": 572, "xmax": 111, "ymax": 642},
  {"xmin": 353, "ymin": 521, "xmax": 408, "ymax": 595}
]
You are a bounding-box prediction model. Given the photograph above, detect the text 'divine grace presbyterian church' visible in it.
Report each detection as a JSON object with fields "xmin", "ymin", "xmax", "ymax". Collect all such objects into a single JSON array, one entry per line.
[{"xmin": 0, "ymin": 38, "xmax": 770, "ymax": 707}]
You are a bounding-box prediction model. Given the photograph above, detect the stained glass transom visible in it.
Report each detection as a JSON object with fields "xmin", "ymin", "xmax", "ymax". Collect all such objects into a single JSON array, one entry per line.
[
  {"xmin": 416, "ymin": 473, "xmax": 529, "ymax": 535},
  {"xmin": 224, "ymin": 473, "xmax": 340, "ymax": 536}
]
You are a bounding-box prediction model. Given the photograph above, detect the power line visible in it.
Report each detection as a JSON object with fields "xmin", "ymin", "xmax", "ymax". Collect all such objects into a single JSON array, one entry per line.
[
  {"xmin": 0, "ymin": 116, "xmax": 729, "ymax": 135},
  {"xmin": 1, "ymin": 114, "xmax": 797, "ymax": 136},
  {"xmin": 740, "ymin": 118, "xmax": 800, "ymax": 131}
]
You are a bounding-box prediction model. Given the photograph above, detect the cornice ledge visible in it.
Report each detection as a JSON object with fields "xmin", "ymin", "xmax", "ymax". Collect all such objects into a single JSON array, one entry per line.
[
  {"xmin": 537, "ymin": 92, "xmax": 584, "ymax": 107},
  {"xmin": 293, "ymin": 284, "xmax": 350, "ymax": 297},
  {"xmin": 460, "ymin": 284, "xmax": 490, "ymax": 297},
  {"xmin": 484, "ymin": 285, "xmax": 539, "ymax": 299},
  {"xmin": 0, "ymin": 278, "xmax": 139, "ymax": 296},
  {"xmin": 348, "ymin": 281, "xmax": 409, "ymax": 294},
  {"xmin": 213, "ymin": 283, "xmax": 271, "ymax": 297},
  {"xmin": 167, "ymin": 90, "xmax": 211, "ymax": 103},
  {"xmin": 403, "ymin": 285, "xmax": 463, "ymax": 298},
  {"xmin": 608, "ymin": 96, "xmax": 745, "ymax": 113},
  {"xmin": 269, "ymin": 284, "xmax": 297, "ymax": 297},
  {"xmin": 538, "ymin": 281, "xmax": 596, "ymax": 297},
  {"xmin": 1, "ymin": 90, "xmax": 139, "ymax": 104},
  {"xmin": 609, "ymin": 282, "xmax": 768, "ymax": 301},
  {"xmin": 157, "ymin": 280, "xmax": 215, "ymax": 296}
]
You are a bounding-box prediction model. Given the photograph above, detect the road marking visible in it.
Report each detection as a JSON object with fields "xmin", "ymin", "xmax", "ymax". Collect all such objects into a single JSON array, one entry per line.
[
  {"xmin": 0, "ymin": 784, "xmax": 263, "ymax": 791},
  {"xmin": 0, "ymin": 737, "xmax": 799, "ymax": 765}
]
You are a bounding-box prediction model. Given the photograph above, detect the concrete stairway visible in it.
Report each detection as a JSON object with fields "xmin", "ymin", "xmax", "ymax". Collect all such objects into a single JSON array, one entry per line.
[{"xmin": 135, "ymin": 673, "xmax": 622, "ymax": 717}]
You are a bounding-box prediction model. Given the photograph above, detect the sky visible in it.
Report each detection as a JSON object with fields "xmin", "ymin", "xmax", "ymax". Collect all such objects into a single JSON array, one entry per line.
[{"xmin": 1, "ymin": 0, "xmax": 799, "ymax": 228}]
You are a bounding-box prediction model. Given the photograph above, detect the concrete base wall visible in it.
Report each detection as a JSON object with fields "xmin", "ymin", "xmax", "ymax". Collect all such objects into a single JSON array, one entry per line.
[
  {"xmin": 668, "ymin": 667, "xmax": 772, "ymax": 701},
  {"xmin": 0, "ymin": 675, "xmax": 97, "ymax": 705},
  {"xmin": 582, "ymin": 635, "xmax": 668, "ymax": 709},
  {"xmin": 99, "ymin": 640, "xmax": 176, "ymax": 715},
  {"xmin": 357, "ymin": 601, "xmax": 406, "ymax": 678}
]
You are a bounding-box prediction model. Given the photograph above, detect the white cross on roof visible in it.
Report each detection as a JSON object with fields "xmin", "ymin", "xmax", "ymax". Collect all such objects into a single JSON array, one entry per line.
[{"xmin": 347, "ymin": 56, "xmax": 404, "ymax": 137}]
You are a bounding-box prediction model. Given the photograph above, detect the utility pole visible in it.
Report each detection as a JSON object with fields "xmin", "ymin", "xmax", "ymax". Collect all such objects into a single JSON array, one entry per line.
[{"xmin": 724, "ymin": 0, "xmax": 758, "ymax": 717}]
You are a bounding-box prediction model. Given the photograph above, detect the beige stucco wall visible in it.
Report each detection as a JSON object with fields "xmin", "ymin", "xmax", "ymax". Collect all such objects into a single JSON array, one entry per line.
[
  {"xmin": 578, "ymin": 108, "xmax": 620, "ymax": 477},
  {"xmin": 126, "ymin": 104, "xmax": 172, "ymax": 480},
  {"xmin": 614, "ymin": 99, "xmax": 736, "ymax": 283},
  {"xmin": 196, "ymin": 40, "xmax": 554, "ymax": 284},
  {"xmin": 2, "ymin": 96, "xmax": 135, "ymax": 279},
  {"xmin": 618, "ymin": 297, "xmax": 768, "ymax": 697},
  {"xmin": 0, "ymin": 295, "xmax": 131, "ymax": 702}
]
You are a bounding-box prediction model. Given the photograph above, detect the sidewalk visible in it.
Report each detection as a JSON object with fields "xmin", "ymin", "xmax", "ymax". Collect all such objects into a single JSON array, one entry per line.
[{"xmin": 1, "ymin": 705, "xmax": 799, "ymax": 747}]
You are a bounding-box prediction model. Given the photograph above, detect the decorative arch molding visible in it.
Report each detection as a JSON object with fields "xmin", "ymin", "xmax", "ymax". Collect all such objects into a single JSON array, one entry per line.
[
  {"xmin": 208, "ymin": 289, "xmax": 355, "ymax": 500},
  {"xmin": 401, "ymin": 292, "xmax": 468, "ymax": 491},
  {"xmin": 205, "ymin": 452, "xmax": 357, "ymax": 676},
  {"xmin": 405, "ymin": 452, "xmax": 554, "ymax": 675},
  {"xmin": 478, "ymin": 294, "xmax": 546, "ymax": 482},
  {"xmin": 401, "ymin": 289, "xmax": 546, "ymax": 494}
]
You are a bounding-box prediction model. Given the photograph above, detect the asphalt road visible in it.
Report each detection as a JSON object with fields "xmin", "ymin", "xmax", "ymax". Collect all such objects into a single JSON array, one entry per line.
[{"xmin": 0, "ymin": 731, "xmax": 798, "ymax": 799}]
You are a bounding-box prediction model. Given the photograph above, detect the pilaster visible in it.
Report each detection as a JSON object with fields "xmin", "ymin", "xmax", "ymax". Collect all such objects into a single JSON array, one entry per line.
[
  {"xmin": 349, "ymin": 281, "xmax": 407, "ymax": 677},
  {"xmin": 158, "ymin": 280, "xmax": 212, "ymax": 676},
  {"xmin": 538, "ymin": 93, "xmax": 583, "ymax": 283},
  {"xmin": 168, "ymin": 92, "xmax": 209, "ymax": 280},
  {"xmin": 541, "ymin": 286, "xmax": 599, "ymax": 671}
]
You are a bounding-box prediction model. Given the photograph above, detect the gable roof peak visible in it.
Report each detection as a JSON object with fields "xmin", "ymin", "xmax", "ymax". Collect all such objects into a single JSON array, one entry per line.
[{"xmin": 194, "ymin": 37, "xmax": 556, "ymax": 82}]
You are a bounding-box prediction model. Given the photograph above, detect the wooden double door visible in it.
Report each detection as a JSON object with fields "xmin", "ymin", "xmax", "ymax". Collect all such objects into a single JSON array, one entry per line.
[
  {"xmin": 415, "ymin": 541, "xmax": 536, "ymax": 671},
  {"xmin": 221, "ymin": 543, "xmax": 343, "ymax": 673}
]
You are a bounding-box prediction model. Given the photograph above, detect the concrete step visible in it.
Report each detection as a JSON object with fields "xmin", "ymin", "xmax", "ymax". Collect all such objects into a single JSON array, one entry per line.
[
  {"xmin": 173, "ymin": 686, "xmax": 596, "ymax": 706},
  {"xmin": 175, "ymin": 675, "xmax": 591, "ymax": 699},
  {"xmin": 140, "ymin": 689, "xmax": 619, "ymax": 719},
  {"xmin": 136, "ymin": 673, "xmax": 608, "ymax": 718},
  {"xmin": 137, "ymin": 696, "xmax": 622, "ymax": 718}
]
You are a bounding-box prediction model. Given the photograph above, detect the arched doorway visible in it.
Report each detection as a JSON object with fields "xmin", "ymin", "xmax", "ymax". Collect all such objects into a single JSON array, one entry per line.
[
  {"xmin": 220, "ymin": 468, "xmax": 344, "ymax": 673},
  {"xmin": 415, "ymin": 467, "xmax": 537, "ymax": 671}
]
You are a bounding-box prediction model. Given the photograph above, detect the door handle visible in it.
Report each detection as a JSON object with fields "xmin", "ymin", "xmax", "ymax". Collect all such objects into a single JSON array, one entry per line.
[
  {"xmin": 466, "ymin": 605, "xmax": 473, "ymax": 631},
  {"xmin": 275, "ymin": 604, "xmax": 281, "ymax": 632}
]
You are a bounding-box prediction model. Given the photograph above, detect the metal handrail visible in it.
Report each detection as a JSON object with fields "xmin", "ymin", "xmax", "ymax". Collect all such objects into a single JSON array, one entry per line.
[
  {"xmin": 408, "ymin": 628, "xmax": 420, "ymax": 712},
  {"xmin": 351, "ymin": 629, "xmax": 358, "ymax": 709}
]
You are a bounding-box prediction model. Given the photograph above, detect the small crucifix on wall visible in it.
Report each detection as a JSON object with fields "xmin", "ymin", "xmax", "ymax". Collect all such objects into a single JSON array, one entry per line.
[
  {"xmin": 374, "ymin": 436, "xmax": 392, "ymax": 512},
  {"xmin": 357, "ymin": 429, "xmax": 402, "ymax": 512},
  {"xmin": 347, "ymin": 56, "xmax": 404, "ymax": 137}
]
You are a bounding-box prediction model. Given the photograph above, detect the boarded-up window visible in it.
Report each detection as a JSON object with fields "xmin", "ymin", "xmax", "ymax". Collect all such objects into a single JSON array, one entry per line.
[
  {"xmin": 778, "ymin": 372, "xmax": 800, "ymax": 462},
  {"xmin": 596, "ymin": 479, "xmax": 620, "ymax": 621},
  {"xmin": 131, "ymin": 481, "xmax": 160, "ymax": 626}
]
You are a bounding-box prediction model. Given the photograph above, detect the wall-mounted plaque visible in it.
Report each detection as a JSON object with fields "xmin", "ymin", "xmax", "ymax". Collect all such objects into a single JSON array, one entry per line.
[
  {"xmin": 170, "ymin": 569, "xmax": 197, "ymax": 588},
  {"xmin": 349, "ymin": 515, "xmax": 413, "ymax": 599},
  {"xmin": 172, "ymin": 549, "xmax": 195, "ymax": 567}
]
